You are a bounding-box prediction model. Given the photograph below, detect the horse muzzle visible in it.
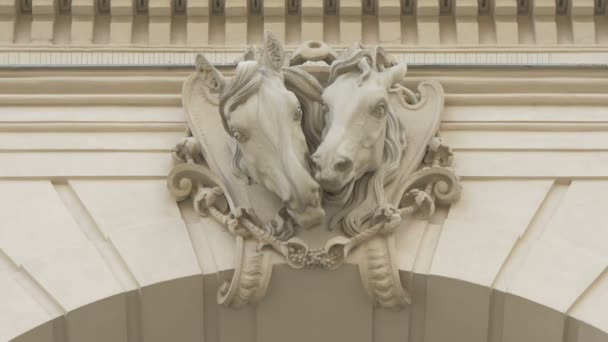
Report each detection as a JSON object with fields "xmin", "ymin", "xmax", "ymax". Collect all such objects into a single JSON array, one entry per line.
[
  {"xmin": 280, "ymin": 176, "xmax": 325, "ymax": 229},
  {"xmin": 315, "ymin": 168, "xmax": 355, "ymax": 194},
  {"xmin": 311, "ymin": 152, "xmax": 355, "ymax": 193},
  {"xmin": 287, "ymin": 204, "xmax": 325, "ymax": 229}
]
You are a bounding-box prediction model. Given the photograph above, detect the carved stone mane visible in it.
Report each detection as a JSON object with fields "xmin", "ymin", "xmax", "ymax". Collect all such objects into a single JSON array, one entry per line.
[
  {"xmin": 192, "ymin": 31, "xmax": 325, "ymax": 231},
  {"xmin": 220, "ymin": 60, "xmax": 264, "ymax": 183},
  {"xmin": 222, "ymin": 50, "xmax": 326, "ymax": 186},
  {"xmin": 282, "ymin": 66, "xmax": 325, "ymax": 152},
  {"xmin": 238, "ymin": 45, "xmax": 326, "ymax": 153},
  {"xmin": 323, "ymin": 47, "xmax": 408, "ymax": 237}
]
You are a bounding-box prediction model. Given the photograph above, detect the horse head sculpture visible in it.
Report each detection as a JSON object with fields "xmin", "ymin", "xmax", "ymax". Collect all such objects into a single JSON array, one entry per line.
[
  {"xmin": 195, "ymin": 32, "xmax": 324, "ymax": 229},
  {"xmin": 171, "ymin": 37, "xmax": 456, "ymax": 308},
  {"xmin": 311, "ymin": 46, "xmax": 409, "ymax": 236}
]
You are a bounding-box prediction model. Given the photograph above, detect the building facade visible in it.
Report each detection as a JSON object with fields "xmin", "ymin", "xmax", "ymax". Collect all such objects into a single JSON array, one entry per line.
[{"xmin": 1, "ymin": 1, "xmax": 608, "ymax": 341}]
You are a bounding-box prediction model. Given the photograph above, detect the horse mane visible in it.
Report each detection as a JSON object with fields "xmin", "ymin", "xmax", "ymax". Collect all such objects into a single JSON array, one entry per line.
[
  {"xmin": 219, "ymin": 60, "xmax": 264, "ymax": 183},
  {"xmin": 326, "ymin": 47, "xmax": 408, "ymax": 237},
  {"xmin": 327, "ymin": 49, "xmax": 373, "ymax": 86},
  {"xmin": 282, "ymin": 66, "xmax": 325, "ymax": 152},
  {"xmin": 220, "ymin": 60, "xmax": 327, "ymax": 184}
]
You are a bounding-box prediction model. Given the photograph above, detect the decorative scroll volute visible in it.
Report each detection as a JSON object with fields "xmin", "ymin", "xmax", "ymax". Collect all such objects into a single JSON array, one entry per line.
[{"xmin": 167, "ymin": 34, "xmax": 461, "ymax": 310}]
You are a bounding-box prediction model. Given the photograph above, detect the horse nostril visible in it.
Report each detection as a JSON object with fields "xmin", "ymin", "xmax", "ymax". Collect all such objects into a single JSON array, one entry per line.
[
  {"xmin": 334, "ymin": 157, "xmax": 353, "ymax": 173},
  {"xmin": 310, "ymin": 154, "xmax": 321, "ymax": 169},
  {"xmin": 312, "ymin": 185, "xmax": 320, "ymax": 198},
  {"xmin": 309, "ymin": 187, "xmax": 321, "ymax": 206}
]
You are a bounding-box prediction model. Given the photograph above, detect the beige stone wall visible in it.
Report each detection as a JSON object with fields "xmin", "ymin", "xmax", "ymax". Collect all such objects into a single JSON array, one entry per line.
[
  {"xmin": 0, "ymin": 66, "xmax": 607, "ymax": 342},
  {"xmin": 1, "ymin": 1, "xmax": 608, "ymax": 341}
]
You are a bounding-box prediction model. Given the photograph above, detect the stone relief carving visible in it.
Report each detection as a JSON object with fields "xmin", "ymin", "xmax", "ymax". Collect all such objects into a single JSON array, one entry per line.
[{"xmin": 168, "ymin": 31, "xmax": 461, "ymax": 309}]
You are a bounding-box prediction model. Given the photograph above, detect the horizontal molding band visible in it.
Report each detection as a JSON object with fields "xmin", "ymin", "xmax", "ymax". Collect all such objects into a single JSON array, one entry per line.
[
  {"xmin": 0, "ymin": 105, "xmax": 605, "ymax": 124},
  {"xmin": 441, "ymin": 123, "xmax": 608, "ymax": 131},
  {"xmin": 0, "ymin": 151, "xmax": 607, "ymax": 178},
  {"xmin": 2, "ymin": 49, "xmax": 608, "ymax": 67},
  {"xmin": 0, "ymin": 94, "xmax": 182, "ymax": 105},
  {"xmin": 3, "ymin": 76, "xmax": 608, "ymax": 95},
  {"xmin": 0, "ymin": 106, "xmax": 185, "ymax": 123},
  {"xmin": 0, "ymin": 123, "xmax": 186, "ymax": 131},
  {"xmin": 1, "ymin": 94, "xmax": 605, "ymax": 106},
  {"xmin": 445, "ymin": 94, "xmax": 608, "ymax": 106}
]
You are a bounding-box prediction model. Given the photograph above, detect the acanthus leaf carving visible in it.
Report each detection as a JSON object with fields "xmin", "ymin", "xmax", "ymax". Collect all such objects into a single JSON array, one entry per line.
[{"xmin": 167, "ymin": 33, "xmax": 462, "ymax": 310}]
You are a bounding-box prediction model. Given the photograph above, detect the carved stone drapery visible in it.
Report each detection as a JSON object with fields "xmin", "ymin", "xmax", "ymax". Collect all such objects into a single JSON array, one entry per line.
[{"xmin": 167, "ymin": 32, "xmax": 461, "ymax": 309}]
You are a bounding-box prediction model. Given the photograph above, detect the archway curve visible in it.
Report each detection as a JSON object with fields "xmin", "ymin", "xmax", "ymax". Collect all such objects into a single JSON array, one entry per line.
[
  {"xmin": 9, "ymin": 266, "xmax": 608, "ymax": 342},
  {"xmin": 2, "ymin": 179, "xmax": 608, "ymax": 342}
]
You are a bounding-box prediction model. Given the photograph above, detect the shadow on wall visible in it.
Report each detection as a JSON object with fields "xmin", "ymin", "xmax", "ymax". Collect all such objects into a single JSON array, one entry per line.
[{"xmin": 11, "ymin": 266, "xmax": 608, "ymax": 342}]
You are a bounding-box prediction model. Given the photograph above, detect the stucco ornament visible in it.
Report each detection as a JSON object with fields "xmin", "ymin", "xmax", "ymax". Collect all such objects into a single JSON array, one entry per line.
[{"xmin": 167, "ymin": 33, "xmax": 461, "ymax": 309}]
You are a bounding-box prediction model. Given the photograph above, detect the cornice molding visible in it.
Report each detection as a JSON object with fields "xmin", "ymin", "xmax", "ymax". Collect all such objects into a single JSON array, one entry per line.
[
  {"xmin": 1, "ymin": 67, "xmax": 608, "ymax": 108},
  {"xmin": 1, "ymin": 0, "xmax": 607, "ymax": 47},
  {"xmin": 2, "ymin": 46, "xmax": 608, "ymax": 67}
]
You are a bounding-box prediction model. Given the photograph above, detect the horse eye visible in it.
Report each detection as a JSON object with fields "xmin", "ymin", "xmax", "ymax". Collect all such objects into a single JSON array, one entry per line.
[
  {"xmin": 232, "ymin": 130, "xmax": 248, "ymax": 143},
  {"xmin": 293, "ymin": 106, "xmax": 302, "ymax": 121},
  {"xmin": 372, "ymin": 104, "xmax": 386, "ymax": 118}
]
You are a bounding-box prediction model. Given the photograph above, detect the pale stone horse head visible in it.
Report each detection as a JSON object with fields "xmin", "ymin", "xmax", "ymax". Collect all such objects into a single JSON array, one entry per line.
[
  {"xmin": 311, "ymin": 46, "xmax": 408, "ymax": 236},
  {"xmin": 196, "ymin": 32, "xmax": 324, "ymax": 229}
]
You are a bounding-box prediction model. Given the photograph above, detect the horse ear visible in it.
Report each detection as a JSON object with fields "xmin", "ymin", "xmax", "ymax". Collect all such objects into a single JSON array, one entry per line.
[
  {"xmin": 384, "ymin": 62, "xmax": 408, "ymax": 88},
  {"xmin": 262, "ymin": 31, "xmax": 285, "ymax": 73},
  {"xmin": 195, "ymin": 54, "xmax": 226, "ymax": 92}
]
